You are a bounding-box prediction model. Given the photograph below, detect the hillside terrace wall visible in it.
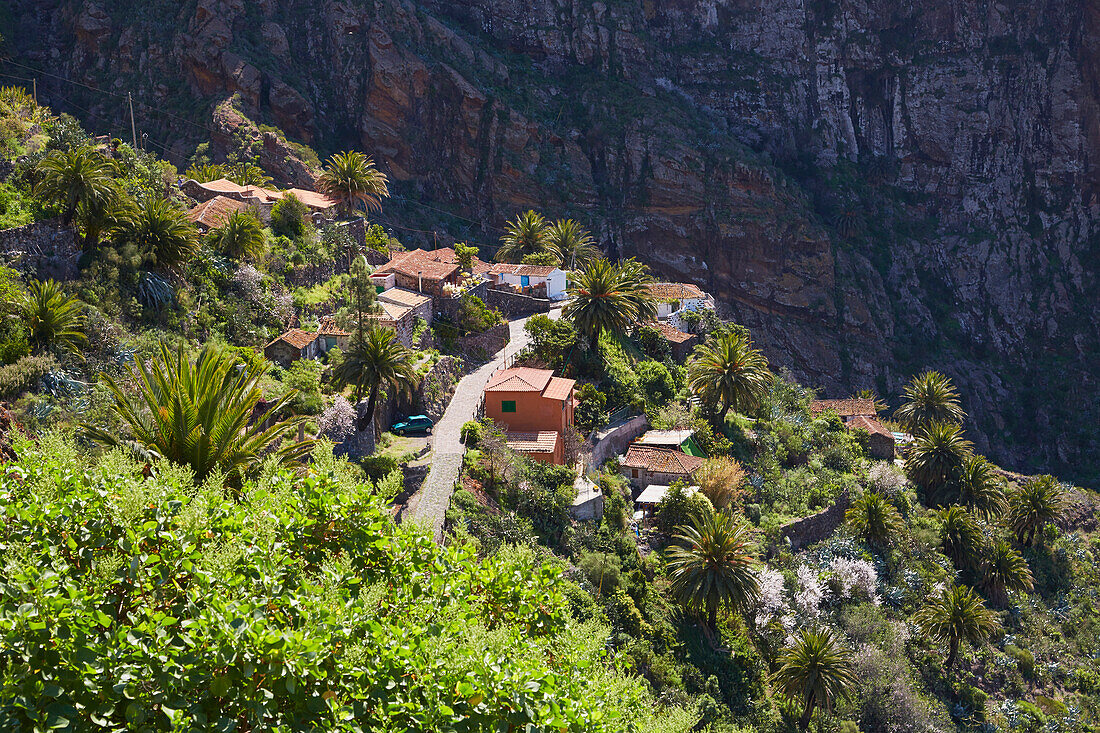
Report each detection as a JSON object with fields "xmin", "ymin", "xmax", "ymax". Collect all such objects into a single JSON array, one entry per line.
[
  {"xmin": 583, "ymin": 415, "xmax": 649, "ymax": 476},
  {"xmin": 779, "ymin": 488, "xmax": 850, "ymax": 551},
  {"xmin": 0, "ymin": 219, "xmax": 79, "ymax": 280},
  {"xmin": 484, "ymin": 288, "xmax": 553, "ymax": 318}
]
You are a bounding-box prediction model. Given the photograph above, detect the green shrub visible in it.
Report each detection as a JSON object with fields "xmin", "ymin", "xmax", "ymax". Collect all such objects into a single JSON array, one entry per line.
[
  {"xmin": 0, "ymin": 353, "xmax": 58, "ymax": 398},
  {"xmin": 577, "ymin": 551, "xmax": 623, "ymax": 594},
  {"xmin": 576, "ymin": 383, "xmax": 609, "ymax": 433},
  {"xmin": 1005, "ymin": 644, "xmax": 1036, "ymax": 678},
  {"xmin": 956, "ymin": 684, "xmax": 988, "ymax": 719},
  {"xmin": 460, "ymin": 420, "xmax": 481, "ymax": 447},
  {"xmin": 654, "ymin": 485, "xmax": 714, "ymax": 535},
  {"xmin": 636, "ymin": 360, "xmax": 675, "ymax": 408},
  {"xmin": 456, "ymin": 294, "xmax": 502, "ymax": 334},
  {"xmin": 270, "ymin": 193, "xmax": 308, "ymax": 238}
]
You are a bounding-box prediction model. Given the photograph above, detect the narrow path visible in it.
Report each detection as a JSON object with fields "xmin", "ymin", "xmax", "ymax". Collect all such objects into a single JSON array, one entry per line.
[{"xmin": 408, "ymin": 309, "xmax": 560, "ymax": 541}]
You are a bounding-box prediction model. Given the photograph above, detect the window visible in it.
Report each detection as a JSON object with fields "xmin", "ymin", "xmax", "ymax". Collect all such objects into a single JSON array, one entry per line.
[
  {"xmin": 631, "ymin": 469, "xmax": 638, "ymax": 478},
  {"xmin": 521, "ymin": 275, "xmax": 530, "ymax": 286},
  {"xmin": 501, "ymin": 400, "xmax": 517, "ymax": 413}
]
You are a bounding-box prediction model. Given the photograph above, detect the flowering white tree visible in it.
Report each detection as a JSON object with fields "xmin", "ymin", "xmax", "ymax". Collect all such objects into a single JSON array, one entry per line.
[
  {"xmin": 828, "ymin": 557, "xmax": 881, "ymax": 605},
  {"xmin": 794, "ymin": 565, "xmax": 829, "ymax": 618},
  {"xmin": 755, "ymin": 567, "xmax": 788, "ymax": 628},
  {"xmin": 318, "ymin": 396, "xmax": 356, "ymax": 442}
]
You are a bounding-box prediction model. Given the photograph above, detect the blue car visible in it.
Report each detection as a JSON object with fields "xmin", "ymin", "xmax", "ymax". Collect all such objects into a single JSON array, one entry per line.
[{"xmin": 392, "ymin": 415, "xmax": 434, "ymax": 435}]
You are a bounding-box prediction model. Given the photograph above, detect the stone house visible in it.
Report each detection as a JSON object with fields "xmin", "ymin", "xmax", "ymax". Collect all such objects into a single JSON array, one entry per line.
[
  {"xmin": 180, "ymin": 178, "xmax": 339, "ymax": 218},
  {"xmin": 373, "ymin": 249, "xmax": 462, "ymax": 296},
  {"xmin": 643, "ymin": 321, "xmax": 699, "ymax": 362},
  {"xmin": 264, "ymin": 328, "xmax": 321, "ymax": 367},
  {"xmin": 620, "ymin": 445, "xmax": 705, "ymax": 488},
  {"xmin": 646, "ymin": 282, "xmax": 712, "ymax": 322},
  {"xmin": 810, "ymin": 398, "xmax": 896, "ymax": 459},
  {"xmin": 185, "ymin": 196, "xmax": 257, "ymax": 232},
  {"xmin": 316, "ymin": 317, "xmax": 351, "ymax": 354},
  {"xmin": 378, "ymin": 287, "xmax": 433, "ymax": 325},
  {"xmin": 488, "ymin": 264, "xmax": 567, "ymax": 300}
]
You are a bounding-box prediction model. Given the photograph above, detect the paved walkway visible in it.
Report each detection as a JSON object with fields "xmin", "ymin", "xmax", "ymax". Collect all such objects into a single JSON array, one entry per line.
[{"xmin": 408, "ymin": 310, "xmax": 560, "ymax": 541}]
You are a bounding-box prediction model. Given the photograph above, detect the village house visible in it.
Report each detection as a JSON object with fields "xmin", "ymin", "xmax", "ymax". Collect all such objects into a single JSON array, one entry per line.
[
  {"xmin": 488, "ymin": 264, "xmax": 567, "ymax": 300},
  {"xmin": 643, "ymin": 321, "xmax": 699, "ymax": 362},
  {"xmin": 636, "ymin": 429, "xmax": 706, "ymax": 457},
  {"xmin": 374, "ymin": 249, "xmax": 462, "ymax": 296},
  {"xmin": 180, "ymin": 177, "xmax": 339, "ymax": 218},
  {"xmin": 810, "ymin": 398, "xmax": 896, "ymax": 459},
  {"xmin": 484, "ymin": 367, "xmax": 576, "ymax": 465},
  {"xmin": 316, "ymin": 317, "xmax": 351, "ymax": 354},
  {"xmin": 367, "ymin": 299, "xmax": 426, "ymax": 347},
  {"xmin": 378, "ymin": 287, "xmax": 433, "ymax": 325},
  {"xmin": 264, "ymin": 328, "xmax": 321, "ymax": 367},
  {"xmin": 646, "ymin": 282, "xmax": 712, "ymax": 324},
  {"xmin": 634, "ymin": 484, "xmax": 701, "ymax": 518},
  {"xmin": 185, "ymin": 196, "xmax": 257, "ymax": 232},
  {"xmin": 620, "ymin": 444, "xmax": 705, "ymax": 488}
]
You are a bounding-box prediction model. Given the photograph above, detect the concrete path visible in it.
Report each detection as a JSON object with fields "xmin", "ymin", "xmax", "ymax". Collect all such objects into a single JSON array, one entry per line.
[{"xmin": 408, "ymin": 309, "xmax": 560, "ymax": 541}]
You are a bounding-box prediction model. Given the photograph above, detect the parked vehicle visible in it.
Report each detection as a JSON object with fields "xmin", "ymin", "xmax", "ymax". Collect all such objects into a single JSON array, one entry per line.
[{"xmin": 392, "ymin": 414, "xmax": 434, "ymax": 435}]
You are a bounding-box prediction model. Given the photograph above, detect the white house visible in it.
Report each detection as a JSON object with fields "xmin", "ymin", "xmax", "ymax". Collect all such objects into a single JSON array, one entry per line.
[
  {"xmin": 488, "ymin": 264, "xmax": 568, "ymax": 300},
  {"xmin": 646, "ymin": 282, "xmax": 711, "ymax": 320}
]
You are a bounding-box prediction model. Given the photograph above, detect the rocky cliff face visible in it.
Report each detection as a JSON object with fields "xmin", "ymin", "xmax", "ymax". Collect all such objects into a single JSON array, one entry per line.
[{"xmin": 7, "ymin": 0, "xmax": 1100, "ymax": 482}]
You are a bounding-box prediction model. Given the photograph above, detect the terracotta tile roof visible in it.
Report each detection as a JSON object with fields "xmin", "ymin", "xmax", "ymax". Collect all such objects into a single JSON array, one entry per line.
[
  {"xmin": 267, "ymin": 328, "xmax": 316, "ymax": 350},
  {"xmin": 646, "ymin": 282, "xmax": 706, "ymax": 301},
  {"xmin": 186, "ymin": 196, "xmax": 250, "ymax": 230},
  {"xmin": 489, "ymin": 263, "xmax": 560, "ymax": 277},
  {"xmin": 485, "ymin": 367, "xmax": 554, "ymax": 393},
  {"xmin": 644, "ymin": 321, "xmax": 695, "ymax": 344},
  {"xmin": 316, "ymin": 316, "xmax": 350, "ymax": 336},
  {"xmin": 506, "ymin": 431, "xmax": 560, "ymax": 454},
  {"xmin": 542, "ymin": 376, "xmax": 576, "ymax": 401},
  {"xmin": 368, "ymin": 301, "xmax": 414, "ymax": 321},
  {"xmin": 195, "ymin": 178, "xmax": 250, "ymax": 195},
  {"xmin": 281, "ymin": 188, "xmax": 339, "ymax": 210},
  {"xmin": 621, "ymin": 445, "xmax": 705, "ymax": 475},
  {"xmin": 810, "ymin": 399, "xmax": 878, "ymax": 418},
  {"xmin": 847, "ymin": 415, "xmax": 895, "ymax": 439},
  {"xmin": 377, "ymin": 287, "xmax": 431, "ymax": 309},
  {"xmin": 375, "ymin": 249, "xmax": 460, "ymax": 282}
]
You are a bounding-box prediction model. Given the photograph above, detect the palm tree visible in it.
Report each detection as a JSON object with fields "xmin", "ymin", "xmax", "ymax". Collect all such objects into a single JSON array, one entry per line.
[
  {"xmin": 75, "ymin": 185, "xmax": 129, "ymax": 250},
  {"xmin": 318, "ymin": 151, "xmax": 390, "ymax": 216},
  {"xmin": 666, "ymin": 510, "xmax": 760, "ymax": 630},
  {"xmin": 34, "ymin": 146, "xmax": 115, "ymax": 226},
  {"xmin": 904, "ymin": 421, "xmax": 972, "ymax": 504},
  {"xmin": 957, "ymin": 454, "xmax": 1007, "ymax": 520},
  {"xmin": 1008, "ymin": 475, "xmax": 1066, "ymax": 547},
  {"xmin": 546, "ymin": 218, "xmax": 601, "ymax": 269},
  {"xmin": 773, "ymin": 628, "xmax": 857, "ymax": 730},
  {"xmin": 114, "ymin": 197, "xmax": 198, "ymax": 269},
  {"xmin": 915, "ymin": 584, "xmax": 1000, "ymax": 672},
  {"xmin": 564, "ymin": 257, "xmax": 657, "ymax": 350},
  {"xmin": 14, "ymin": 279, "xmax": 86, "ymax": 353},
  {"xmin": 894, "ymin": 370, "xmax": 966, "ymax": 435},
  {"xmin": 226, "ymin": 161, "xmax": 273, "ymax": 187},
  {"xmin": 939, "ymin": 506, "xmax": 984, "ymax": 570},
  {"xmin": 211, "ymin": 210, "xmax": 266, "ymax": 260},
  {"xmin": 82, "ymin": 342, "xmax": 308, "ymax": 484},
  {"xmin": 845, "ymin": 491, "xmax": 905, "ymax": 549},
  {"xmin": 332, "ymin": 325, "xmax": 418, "ymax": 428},
  {"xmin": 497, "ymin": 210, "xmax": 551, "ymax": 263},
  {"xmin": 687, "ymin": 329, "xmax": 773, "ymax": 421},
  {"xmin": 981, "ymin": 539, "xmax": 1033, "ymax": 606}
]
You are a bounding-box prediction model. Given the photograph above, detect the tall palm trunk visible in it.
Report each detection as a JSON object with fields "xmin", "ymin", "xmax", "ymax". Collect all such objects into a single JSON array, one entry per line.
[
  {"xmin": 945, "ymin": 637, "xmax": 959, "ymax": 671},
  {"xmin": 362, "ymin": 381, "xmax": 380, "ymax": 432},
  {"xmin": 798, "ymin": 690, "xmax": 816, "ymax": 730}
]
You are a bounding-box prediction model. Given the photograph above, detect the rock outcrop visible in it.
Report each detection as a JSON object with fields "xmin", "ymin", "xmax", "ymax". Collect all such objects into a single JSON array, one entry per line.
[{"xmin": 8, "ymin": 0, "xmax": 1100, "ymax": 483}]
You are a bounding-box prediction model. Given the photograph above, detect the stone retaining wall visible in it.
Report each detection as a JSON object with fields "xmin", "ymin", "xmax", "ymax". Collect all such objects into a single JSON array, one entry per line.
[
  {"xmin": 483, "ymin": 288, "xmax": 553, "ymax": 318},
  {"xmin": 583, "ymin": 415, "xmax": 649, "ymax": 475},
  {"xmin": 0, "ymin": 220, "xmax": 79, "ymax": 280},
  {"xmin": 455, "ymin": 322, "xmax": 509, "ymax": 365},
  {"xmin": 779, "ymin": 488, "xmax": 850, "ymax": 551}
]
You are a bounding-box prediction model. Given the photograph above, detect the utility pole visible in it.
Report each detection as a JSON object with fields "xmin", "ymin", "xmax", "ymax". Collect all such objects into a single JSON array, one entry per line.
[
  {"xmin": 32, "ymin": 78, "xmax": 36, "ymax": 105},
  {"xmin": 127, "ymin": 92, "xmax": 137, "ymax": 150}
]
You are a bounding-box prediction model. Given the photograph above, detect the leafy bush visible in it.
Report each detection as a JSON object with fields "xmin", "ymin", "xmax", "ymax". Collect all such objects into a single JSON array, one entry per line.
[
  {"xmin": 270, "ymin": 192, "xmax": 309, "ymax": 238},
  {"xmin": 460, "ymin": 419, "xmax": 481, "ymax": 446},
  {"xmin": 0, "ymin": 441, "xmax": 690, "ymax": 731},
  {"xmin": 576, "ymin": 383, "xmax": 609, "ymax": 434},
  {"xmin": 284, "ymin": 358, "xmax": 324, "ymax": 415},
  {"xmin": 525, "ymin": 314, "xmax": 580, "ymax": 371},
  {"xmin": 456, "ymin": 294, "xmax": 502, "ymax": 335},
  {"xmin": 654, "ymin": 485, "xmax": 714, "ymax": 535},
  {"xmin": 636, "ymin": 360, "xmax": 675, "ymax": 408},
  {"xmin": 0, "ymin": 353, "xmax": 58, "ymax": 398}
]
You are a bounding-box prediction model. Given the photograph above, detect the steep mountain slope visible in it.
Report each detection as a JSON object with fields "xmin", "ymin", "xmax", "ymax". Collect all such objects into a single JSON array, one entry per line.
[{"xmin": 5, "ymin": 0, "xmax": 1099, "ymax": 482}]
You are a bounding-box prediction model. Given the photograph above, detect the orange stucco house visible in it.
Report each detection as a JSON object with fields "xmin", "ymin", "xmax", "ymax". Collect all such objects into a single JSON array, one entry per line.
[{"xmin": 484, "ymin": 367, "xmax": 576, "ymax": 464}]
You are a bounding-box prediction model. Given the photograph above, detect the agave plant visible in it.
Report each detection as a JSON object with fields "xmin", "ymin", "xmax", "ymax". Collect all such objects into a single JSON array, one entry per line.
[
  {"xmin": 82, "ymin": 342, "xmax": 310, "ymax": 483},
  {"xmin": 666, "ymin": 509, "xmax": 760, "ymax": 629},
  {"xmin": 773, "ymin": 628, "xmax": 857, "ymax": 730},
  {"xmin": 135, "ymin": 272, "xmax": 175, "ymax": 312}
]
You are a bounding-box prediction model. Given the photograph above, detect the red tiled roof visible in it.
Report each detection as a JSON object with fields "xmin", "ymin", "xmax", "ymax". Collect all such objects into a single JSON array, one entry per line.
[
  {"xmin": 485, "ymin": 367, "xmax": 554, "ymax": 393},
  {"xmin": 810, "ymin": 399, "xmax": 878, "ymax": 418},
  {"xmin": 378, "ymin": 287, "xmax": 431, "ymax": 309},
  {"xmin": 847, "ymin": 415, "xmax": 895, "ymax": 439},
  {"xmin": 316, "ymin": 316, "xmax": 350, "ymax": 336},
  {"xmin": 186, "ymin": 196, "xmax": 250, "ymax": 230},
  {"xmin": 622, "ymin": 445, "xmax": 705, "ymax": 474},
  {"xmin": 542, "ymin": 376, "xmax": 576, "ymax": 401},
  {"xmin": 646, "ymin": 282, "xmax": 706, "ymax": 301},
  {"xmin": 644, "ymin": 321, "xmax": 695, "ymax": 344},
  {"xmin": 375, "ymin": 249, "xmax": 461, "ymax": 282},
  {"xmin": 267, "ymin": 328, "xmax": 316, "ymax": 350},
  {"xmin": 281, "ymin": 188, "xmax": 338, "ymax": 210},
  {"xmin": 489, "ymin": 263, "xmax": 560, "ymax": 277},
  {"xmin": 506, "ymin": 431, "xmax": 560, "ymax": 454},
  {"xmin": 195, "ymin": 178, "xmax": 250, "ymax": 195}
]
